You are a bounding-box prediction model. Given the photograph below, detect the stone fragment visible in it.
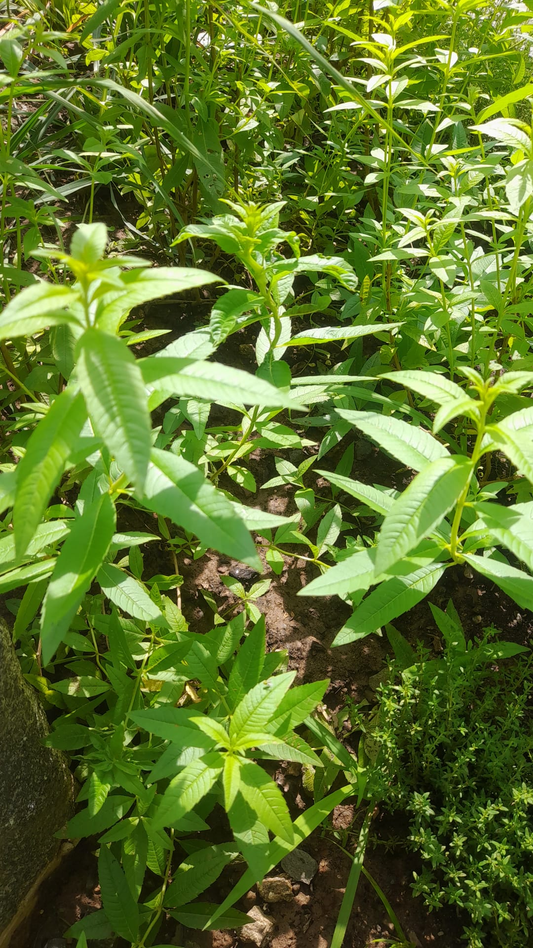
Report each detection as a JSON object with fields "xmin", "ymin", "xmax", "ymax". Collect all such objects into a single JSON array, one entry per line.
[
  {"xmin": 281, "ymin": 849, "xmax": 319, "ymax": 885},
  {"xmin": 0, "ymin": 619, "xmax": 74, "ymax": 945},
  {"xmin": 240, "ymin": 905, "xmax": 275, "ymax": 947},
  {"xmin": 257, "ymin": 876, "xmax": 293, "ymax": 902}
]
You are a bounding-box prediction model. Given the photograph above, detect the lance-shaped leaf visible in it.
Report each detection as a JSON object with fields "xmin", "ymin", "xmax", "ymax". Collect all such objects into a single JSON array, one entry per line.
[
  {"xmin": 336, "ymin": 409, "xmax": 449, "ymax": 472},
  {"xmin": 333, "ymin": 561, "xmax": 447, "ymax": 646},
  {"xmin": 224, "ymin": 756, "xmax": 242, "ymax": 812},
  {"xmin": 40, "ymin": 493, "xmax": 116, "ymax": 664},
  {"xmin": 463, "ymin": 553, "xmax": 533, "ymax": 611},
  {"xmin": 287, "ymin": 323, "xmax": 400, "ymax": 346},
  {"xmin": 169, "ymin": 903, "xmax": 252, "ymax": 931},
  {"xmin": 0, "ymin": 282, "xmax": 80, "ymax": 342},
  {"xmin": 375, "ymin": 456, "xmax": 472, "ymax": 575},
  {"xmin": 14, "ymin": 389, "xmax": 87, "ymax": 556},
  {"xmin": 474, "ymin": 501, "xmax": 533, "ymax": 572},
  {"xmin": 164, "ymin": 845, "xmax": 235, "ymax": 908},
  {"xmin": 77, "ymin": 328, "xmax": 151, "ymax": 490},
  {"xmin": 272, "ymin": 679, "xmax": 329, "ymax": 732},
  {"xmin": 316, "ymin": 471, "xmax": 396, "ymax": 515},
  {"xmin": 0, "ymin": 520, "xmax": 69, "ymax": 569},
  {"xmin": 98, "ymin": 844, "xmax": 139, "ymax": 943},
  {"xmin": 0, "ymin": 559, "xmax": 56, "ymax": 593},
  {"xmin": 97, "ymin": 266, "xmax": 220, "ymax": 333},
  {"xmin": 152, "ymin": 752, "xmax": 224, "ymax": 830},
  {"xmin": 227, "ymin": 617, "xmax": 265, "ymax": 712},
  {"xmin": 238, "ymin": 761, "xmax": 294, "ymax": 843},
  {"xmin": 497, "ymin": 405, "xmax": 533, "ymax": 436},
  {"xmin": 97, "ymin": 563, "xmax": 164, "ymax": 623},
  {"xmin": 381, "ymin": 369, "xmax": 466, "ymax": 406},
  {"xmin": 141, "ymin": 356, "xmax": 297, "ymax": 410},
  {"xmin": 129, "ymin": 706, "xmax": 209, "ymax": 745},
  {"xmin": 300, "ymin": 548, "xmax": 376, "ymax": 598},
  {"xmin": 230, "ymin": 672, "xmax": 295, "ymax": 742},
  {"xmin": 487, "ymin": 423, "xmax": 533, "ymax": 483},
  {"xmin": 141, "ymin": 449, "xmax": 260, "ymax": 570}
]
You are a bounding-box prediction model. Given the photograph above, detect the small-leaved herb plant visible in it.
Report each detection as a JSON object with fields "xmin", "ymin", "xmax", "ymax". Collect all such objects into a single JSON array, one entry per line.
[{"xmin": 368, "ymin": 609, "xmax": 533, "ymax": 948}]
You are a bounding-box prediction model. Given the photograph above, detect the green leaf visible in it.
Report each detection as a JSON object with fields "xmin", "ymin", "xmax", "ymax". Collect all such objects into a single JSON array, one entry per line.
[
  {"xmin": 80, "ymin": 0, "xmax": 123, "ymax": 40},
  {"xmin": 463, "ymin": 553, "xmax": 533, "ymax": 611},
  {"xmin": 14, "ymin": 389, "xmax": 87, "ymax": 556},
  {"xmin": 0, "ymin": 36, "xmax": 24, "ymax": 77},
  {"xmin": 77, "ymin": 328, "xmax": 151, "ymax": 489},
  {"xmin": 66, "ymin": 795, "xmax": 133, "ymax": 837},
  {"xmin": 381, "ymin": 369, "xmax": 465, "ymax": 406},
  {"xmin": 0, "ymin": 519, "xmax": 69, "ymax": 568},
  {"xmin": 238, "ymin": 761, "xmax": 294, "ymax": 843},
  {"xmin": 142, "ymin": 357, "xmax": 297, "ymax": 409},
  {"xmin": 224, "ymin": 755, "xmax": 242, "ymax": 811},
  {"xmin": 190, "ymin": 716, "xmax": 230, "ymax": 748},
  {"xmin": 505, "ymin": 160, "xmax": 533, "ymax": 215},
  {"xmin": 375, "ymin": 457, "xmax": 472, "ymax": 574},
  {"xmin": 0, "ymin": 559, "xmax": 56, "ymax": 593},
  {"xmin": 141, "ymin": 449, "xmax": 260, "ymax": 569},
  {"xmin": 475, "ymin": 501, "xmax": 533, "ymax": 572},
  {"xmin": 497, "ymin": 405, "xmax": 533, "ymax": 436},
  {"xmin": 229, "ymin": 672, "xmax": 295, "ymax": 742},
  {"xmin": 209, "ymin": 288, "xmax": 262, "ymax": 344},
  {"xmin": 70, "ymin": 223, "xmax": 107, "ymax": 263},
  {"xmin": 97, "ymin": 563, "xmax": 164, "ymax": 623},
  {"xmin": 98, "ymin": 266, "xmax": 220, "ymax": 334},
  {"xmin": 316, "ymin": 503, "xmax": 342, "ymax": 554},
  {"xmin": 273, "ymin": 679, "xmax": 329, "ymax": 731},
  {"xmin": 40, "ymin": 493, "xmax": 116, "ymax": 664},
  {"xmin": 192, "ymin": 116, "xmax": 225, "ymax": 211},
  {"xmin": 152, "ymin": 752, "xmax": 224, "ymax": 830},
  {"xmin": 52, "ymin": 676, "xmax": 111, "ymax": 697},
  {"xmin": 487, "ymin": 424, "xmax": 533, "ymax": 482},
  {"xmin": 66, "ymin": 909, "xmax": 113, "ymax": 941},
  {"xmin": 98, "ymin": 844, "xmax": 139, "ymax": 943},
  {"xmin": 287, "ymin": 323, "xmax": 400, "ymax": 346},
  {"xmin": 129, "ymin": 706, "xmax": 211, "ymax": 746},
  {"xmin": 300, "ymin": 548, "xmax": 376, "ymax": 598},
  {"xmin": 333, "ymin": 561, "xmax": 446, "ymax": 646},
  {"xmin": 433, "ymin": 397, "xmax": 479, "ymax": 434},
  {"xmin": 429, "ymin": 254, "xmax": 457, "ymax": 285},
  {"xmin": 316, "ymin": 471, "xmax": 396, "ymax": 516},
  {"xmin": 336, "ymin": 409, "xmax": 449, "ymax": 471},
  {"xmin": 258, "ymin": 733, "xmax": 322, "ymax": 767},
  {"xmin": 164, "ymin": 845, "xmax": 235, "ymax": 908},
  {"xmin": 470, "ymin": 117, "xmax": 531, "ymax": 151},
  {"xmin": 477, "ymin": 82, "xmax": 533, "ymax": 122},
  {"xmin": 330, "ymin": 816, "xmax": 371, "ymax": 948},
  {"xmin": 227, "ymin": 617, "xmax": 266, "ymax": 711},
  {"xmin": 206, "ymin": 784, "xmax": 355, "ymax": 928},
  {"xmin": 0, "ymin": 282, "xmax": 80, "ymax": 342},
  {"xmin": 170, "ymin": 903, "xmax": 252, "ymax": 931}
]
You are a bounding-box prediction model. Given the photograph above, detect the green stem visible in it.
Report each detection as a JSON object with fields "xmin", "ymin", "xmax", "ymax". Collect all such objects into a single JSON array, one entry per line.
[{"xmin": 449, "ymin": 404, "xmax": 487, "ymax": 561}]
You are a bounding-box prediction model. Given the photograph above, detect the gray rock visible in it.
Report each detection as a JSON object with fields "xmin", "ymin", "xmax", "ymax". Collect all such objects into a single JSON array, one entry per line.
[
  {"xmin": 240, "ymin": 906, "xmax": 275, "ymax": 947},
  {"xmin": 281, "ymin": 849, "xmax": 318, "ymax": 885},
  {"xmin": 257, "ymin": 876, "xmax": 293, "ymax": 903},
  {"xmin": 44, "ymin": 940, "xmax": 68, "ymax": 948},
  {"xmin": 0, "ymin": 619, "xmax": 74, "ymax": 943}
]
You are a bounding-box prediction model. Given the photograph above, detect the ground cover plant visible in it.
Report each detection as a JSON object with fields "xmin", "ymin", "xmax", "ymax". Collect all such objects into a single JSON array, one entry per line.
[{"xmin": 2, "ymin": 0, "xmax": 533, "ymax": 945}]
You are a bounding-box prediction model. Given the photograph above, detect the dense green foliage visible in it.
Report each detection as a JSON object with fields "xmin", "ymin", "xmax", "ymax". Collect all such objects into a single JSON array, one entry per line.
[
  {"xmin": 370, "ymin": 614, "xmax": 533, "ymax": 948},
  {"xmin": 2, "ymin": 0, "xmax": 533, "ymax": 944}
]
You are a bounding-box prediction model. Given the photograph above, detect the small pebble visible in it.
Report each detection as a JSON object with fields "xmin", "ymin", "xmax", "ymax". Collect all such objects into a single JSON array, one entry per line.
[
  {"xmin": 258, "ymin": 875, "xmax": 293, "ymax": 902},
  {"xmin": 281, "ymin": 848, "xmax": 319, "ymax": 885},
  {"xmin": 240, "ymin": 905, "xmax": 275, "ymax": 947}
]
